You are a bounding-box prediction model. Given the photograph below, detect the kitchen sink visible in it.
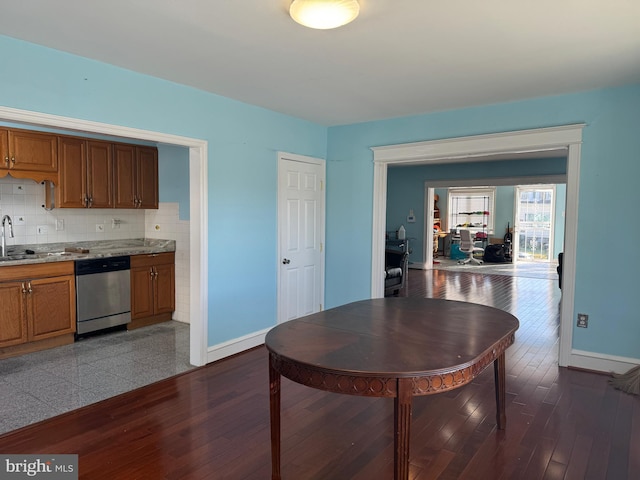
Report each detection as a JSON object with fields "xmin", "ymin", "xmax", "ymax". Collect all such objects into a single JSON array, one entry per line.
[
  {"xmin": 0, "ymin": 251, "xmax": 76, "ymax": 262},
  {"xmin": 0, "ymin": 254, "xmax": 32, "ymax": 262}
]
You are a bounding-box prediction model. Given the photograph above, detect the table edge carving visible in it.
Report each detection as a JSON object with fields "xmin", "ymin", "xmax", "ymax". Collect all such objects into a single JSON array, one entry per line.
[{"xmin": 270, "ymin": 332, "xmax": 515, "ymax": 398}]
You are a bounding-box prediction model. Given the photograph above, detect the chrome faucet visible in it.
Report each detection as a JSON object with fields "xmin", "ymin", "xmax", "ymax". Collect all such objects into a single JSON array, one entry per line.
[{"xmin": 1, "ymin": 215, "xmax": 14, "ymax": 257}]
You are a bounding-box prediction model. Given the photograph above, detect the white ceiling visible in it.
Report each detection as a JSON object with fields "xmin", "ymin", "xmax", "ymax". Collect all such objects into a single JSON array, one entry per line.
[{"xmin": 1, "ymin": 0, "xmax": 639, "ymax": 126}]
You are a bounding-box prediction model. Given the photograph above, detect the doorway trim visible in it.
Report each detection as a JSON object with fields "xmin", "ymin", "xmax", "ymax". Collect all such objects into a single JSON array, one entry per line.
[
  {"xmin": 0, "ymin": 105, "xmax": 209, "ymax": 367},
  {"xmin": 371, "ymin": 124, "xmax": 584, "ymax": 367}
]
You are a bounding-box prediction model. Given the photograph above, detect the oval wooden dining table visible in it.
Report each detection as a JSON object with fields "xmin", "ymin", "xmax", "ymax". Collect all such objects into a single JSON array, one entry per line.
[{"xmin": 265, "ymin": 297, "xmax": 520, "ymax": 480}]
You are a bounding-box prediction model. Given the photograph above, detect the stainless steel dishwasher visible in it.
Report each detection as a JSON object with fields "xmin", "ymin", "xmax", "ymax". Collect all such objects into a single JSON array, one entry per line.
[{"xmin": 75, "ymin": 256, "xmax": 131, "ymax": 336}]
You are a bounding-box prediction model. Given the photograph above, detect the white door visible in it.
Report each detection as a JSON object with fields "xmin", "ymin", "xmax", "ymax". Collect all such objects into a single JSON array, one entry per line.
[
  {"xmin": 277, "ymin": 153, "xmax": 325, "ymax": 324},
  {"xmin": 514, "ymin": 185, "xmax": 556, "ymax": 262}
]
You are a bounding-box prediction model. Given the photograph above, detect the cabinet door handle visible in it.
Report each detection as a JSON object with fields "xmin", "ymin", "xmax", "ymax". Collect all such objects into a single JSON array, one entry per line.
[
  {"xmin": 82, "ymin": 195, "xmax": 88, "ymax": 207},
  {"xmin": 21, "ymin": 282, "xmax": 27, "ymax": 294},
  {"xmin": 88, "ymin": 196, "xmax": 93, "ymax": 208},
  {"xmin": 27, "ymin": 281, "xmax": 33, "ymax": 294},
  {"xmin": 3, "ymin": 156, "xmax": 8, "ymax": 166},
  {"xmin": 10, "ymin": 156, "xmax": 16, "ymax": 165}
]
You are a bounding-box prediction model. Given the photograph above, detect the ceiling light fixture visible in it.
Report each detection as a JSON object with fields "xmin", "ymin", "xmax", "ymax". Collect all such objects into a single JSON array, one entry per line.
[{"xmin": 289, "ymin": 0, "xmax": 360, "ymax": 30}]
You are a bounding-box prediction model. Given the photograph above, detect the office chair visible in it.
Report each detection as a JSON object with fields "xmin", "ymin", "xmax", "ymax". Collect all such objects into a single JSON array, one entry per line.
[{"xmin": 458, "ymin": 229, "xmax": 484, "ymax": 265}]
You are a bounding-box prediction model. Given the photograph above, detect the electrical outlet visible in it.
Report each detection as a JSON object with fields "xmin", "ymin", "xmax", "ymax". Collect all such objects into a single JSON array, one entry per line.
[
  {"xmin": 13, "ymin": 215, "xmax": 26, "ymax": 226},
  {"xmin": 577, "ymin": 313, "xmax": 588, "ymax": 328},
  {"xmin": 56, "ymin": 219, "xmax": 64, "ymax": 231},
  {"xmin": 12, "ymin": 184, "xmax": 26, "ymax": 194},
  {"xmin": 95, "ymin": 224, "xmax": 104, "ymax": 232},
  {"xmin": 37, "ymin": 225, "xmax": 48, "ymax": 235}
]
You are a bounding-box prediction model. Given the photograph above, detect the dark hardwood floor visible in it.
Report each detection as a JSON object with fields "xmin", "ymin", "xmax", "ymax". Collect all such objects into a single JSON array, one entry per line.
[{"xmin": 0, "ymin": 269, "xmax": 638, "ymax": 479}]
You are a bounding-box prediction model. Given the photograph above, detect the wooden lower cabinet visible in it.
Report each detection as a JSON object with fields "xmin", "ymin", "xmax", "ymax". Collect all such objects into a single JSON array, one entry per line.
[
  {"xmin": 129, "ymin": 252, "xmax": 175, "ymax": 329},
  {"xmin": 0, "ymin": 281, "xmax": 28, "ymax": 347},
  {"xmin": 0, "ymin": 262, "xmax": 76, "ymax": 359},
  {"xmin": 28, "ymin": 276, "xmax": 76, "ymax": 341}
]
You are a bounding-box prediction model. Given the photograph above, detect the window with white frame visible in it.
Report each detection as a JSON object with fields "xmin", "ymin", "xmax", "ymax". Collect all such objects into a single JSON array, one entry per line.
[{"xmin": 447, "ymin": 187, "xmax": 496, "ymax": 236}]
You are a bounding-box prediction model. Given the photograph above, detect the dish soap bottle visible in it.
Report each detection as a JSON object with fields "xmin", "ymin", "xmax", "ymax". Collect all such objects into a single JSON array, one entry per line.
[{"xmin": 397, "ymin": 225, "xmax": 406, "ymax": 240}]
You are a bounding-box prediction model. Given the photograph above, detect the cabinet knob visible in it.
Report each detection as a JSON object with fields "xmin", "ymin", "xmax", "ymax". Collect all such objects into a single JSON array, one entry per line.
[
  {"xmin": 3, "ymin": 156, "xmax": 8, "ymax": 165},
  {"xmin": 10, "ymin": 156, "xmax": 16, "ymax": 164},
  {"xmin": 21, "ymin": 282, "xmax": 27, "ymax": 294}
]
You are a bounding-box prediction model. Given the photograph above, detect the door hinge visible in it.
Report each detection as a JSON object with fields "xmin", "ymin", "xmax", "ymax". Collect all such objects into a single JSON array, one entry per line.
[
  {"xmin": 320, "ymin": 303, "xmax": 323, "ymax": 311},
  {"xmin": 320, "ymin": 180, "xmax": 324, "ymax": 191},
  {"xmin": 320, "ymin": 242, "xmax": 323, "ymax": 252}
]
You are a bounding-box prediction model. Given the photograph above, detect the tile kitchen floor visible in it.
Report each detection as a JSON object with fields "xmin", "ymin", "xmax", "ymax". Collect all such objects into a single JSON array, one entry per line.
[{"xmin": 0, "ymin": 321, "xmax": 193, "ymax": 435}]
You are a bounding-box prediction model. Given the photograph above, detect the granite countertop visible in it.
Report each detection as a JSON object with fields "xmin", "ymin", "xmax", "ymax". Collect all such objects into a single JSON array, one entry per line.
[{"xmin": 0, "ymin": 238, "xmax": 176, "ymax": 267}]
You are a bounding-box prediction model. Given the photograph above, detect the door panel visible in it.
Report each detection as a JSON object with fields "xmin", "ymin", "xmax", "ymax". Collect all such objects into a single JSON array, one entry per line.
[
  {"xmin": 0, "ymin": 282, "xmax": 27, "ymax": 347},
  {"xmin": 9, "ymin": 130, "xmax": 57, "ymax": 172},
  {"xmin": 154, "ymin": 263, "xmax": 175, "ymax": 314},
  {"xmin": 137, "ymin": 146, "xmax": 158, "ymax": 209},
  {"xmin": 131, "ymin": 267, "xmax": 154, "ymax": 319},
  {"xmin": 278, "ymin": 154, "xmax": 325, "ymax": 324},
  {"xmin": 87, "ymin": 140, "xmax": 114, "ymax": 208},
  {"xmin": 58, "ymin": 137, "xmax": 87, "ymax": 208},
  {"xmin": 28, "ymin": 276, "xmax": 75, "ymax": 341},
  {"xmin": 114, "ymin": 144, "xmax": 136, "ymax": 208}
]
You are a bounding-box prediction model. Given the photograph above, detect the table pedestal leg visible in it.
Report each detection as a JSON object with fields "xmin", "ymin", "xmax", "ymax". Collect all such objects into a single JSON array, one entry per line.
[
  {"xmin": 269, "ymin": 355, "xmax": 282, "ymax": 480},
  {"xmin": 394, "ymin": 378, "xmax": 412, "ymax": 480},
  {"xmin": 493, "ymin": 353, "xmax": 506, "ymax": 430}
]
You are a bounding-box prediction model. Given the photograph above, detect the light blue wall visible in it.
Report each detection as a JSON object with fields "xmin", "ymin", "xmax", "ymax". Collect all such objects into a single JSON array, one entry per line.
[
  {"xmin": 327, "ymin": 84, "xmax": 640, "ymax": 360},
  {"xmin": 157, "ymin": 145, "xmax": 190, "ymax": 220},
  {"xmin": 0, "ymin": 35, "xmax": 327, "ymax": 346},
  {"xmin": 3, "ymin": 33, "xmax": 639, "ymax": 362}
]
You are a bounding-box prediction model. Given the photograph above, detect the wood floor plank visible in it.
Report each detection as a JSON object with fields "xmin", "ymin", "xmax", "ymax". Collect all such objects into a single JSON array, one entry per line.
[{"xmin": 0, "ymin": 269, "xmax": 638, "ymax": 479}]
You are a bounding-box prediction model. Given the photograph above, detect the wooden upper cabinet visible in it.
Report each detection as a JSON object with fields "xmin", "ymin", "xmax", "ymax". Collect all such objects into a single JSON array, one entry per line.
[
  {"xmin": 57, "ymin": 136, "xmax": 88, "ymax": 208},
  {"xmin": 114, "ymin": 143, "xmax": 158, "ymax": 209},
  {"xmin": 86, "ymin": 140, "xmax": 113, "ymax": 208},
  {"xmin": 8, "ymin": 129, "xmax": 57, "ymax": 172},
  {"xmin": 0, "ymin": 127, "xmax": 57, "ymax": 183},
  {"xmin": 114, "ymin": 144, "xmax": 137, "ymax": 208},
  {"xmin": 58, "ymin": 137, "xmax": 113, "ymax": 208},
  {"xmin": 1, "ymin": 126, "xmax": 157, "ymax": 209},
  {"xmin": 0, "ymin": 128, "xmax": 9, "ymax": 172},
  {"xmin": 137, "ymin": 146, "xmax": 159, "ymax": 209}
]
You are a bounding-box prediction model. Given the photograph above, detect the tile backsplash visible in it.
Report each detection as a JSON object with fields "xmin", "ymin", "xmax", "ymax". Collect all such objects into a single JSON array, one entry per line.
[
  {"xmin": 0, "ymin": 176, "xmax": 145, "ymax": 244},
  {"xmin": 1, "ymin": 175, "xmax": 191, "ymax": 325}
]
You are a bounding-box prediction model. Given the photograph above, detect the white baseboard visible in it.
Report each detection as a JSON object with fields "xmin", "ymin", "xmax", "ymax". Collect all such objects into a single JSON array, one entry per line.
[
  {"xmin": 207, "ymin": 327, "xmax": 270, "ymax": 363},
  {"xmin": 569, "ymin": 349, "xmax": 639, "ymax": 374}
]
